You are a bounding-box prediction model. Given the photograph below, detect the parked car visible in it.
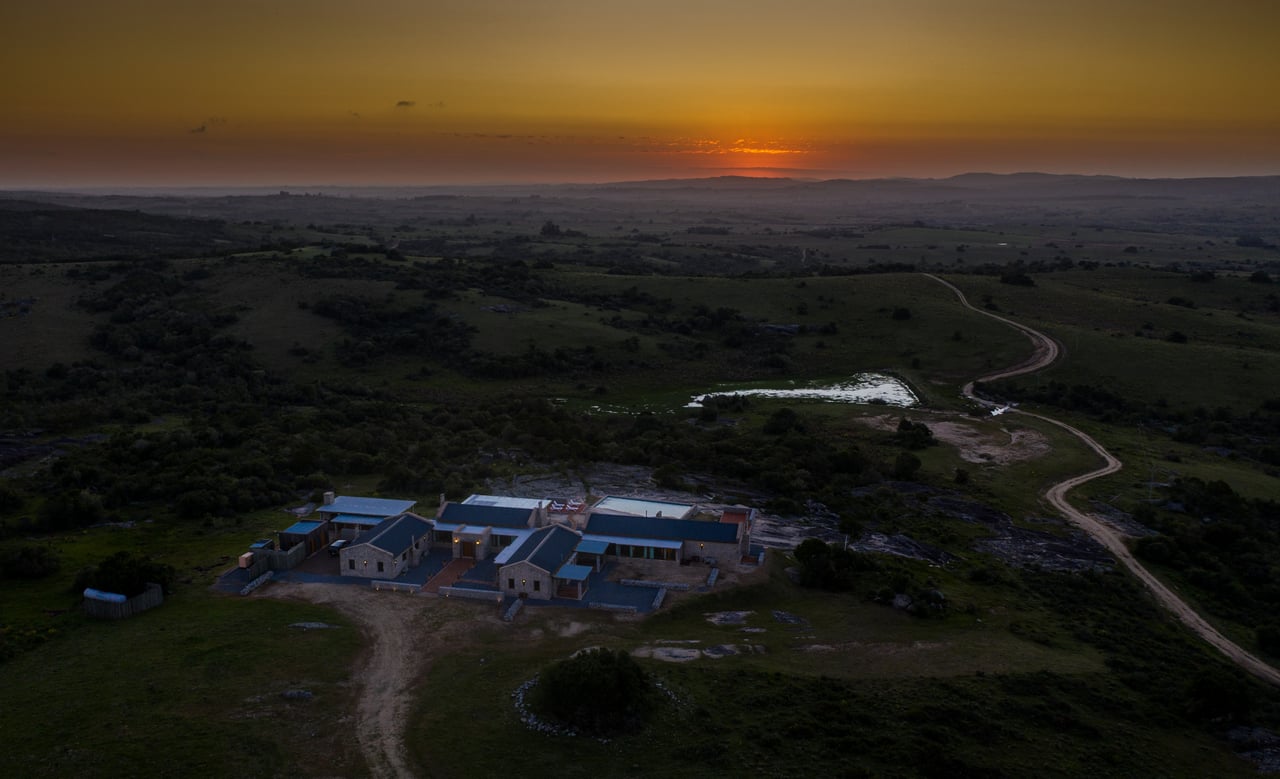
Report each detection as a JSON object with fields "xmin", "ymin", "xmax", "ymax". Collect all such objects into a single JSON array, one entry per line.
[{"xmin": 327, "ymin": 539, "xmax": 350, "ymax": 557}]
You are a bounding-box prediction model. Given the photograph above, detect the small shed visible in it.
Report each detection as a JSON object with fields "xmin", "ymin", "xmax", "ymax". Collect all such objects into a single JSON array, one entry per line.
[{"xmin": 277, "ymin": 519, "xmax": 330, "ymax": 556}]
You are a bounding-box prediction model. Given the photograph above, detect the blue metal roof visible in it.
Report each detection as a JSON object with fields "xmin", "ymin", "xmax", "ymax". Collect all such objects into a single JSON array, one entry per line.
[
  {"xmin": 584, "ymin": 512, "xmax": 740, "ymax": 543},
  {"xmin": 555, "ymin": 563, "xmax": 593, "ymax": 581},
  {"xmin": 319, "ymin": 496, "xmax": 416, "ymax": 518},
  {"xmin": 502, "ymin": 525, "xmax": 580, "ymax": 573},
  {"xmin": 439, "ymin": 502, "xmax": 535, "ymax": 529},
  {"xmin": 282, "ymin": 520, "xmax": 324, "ymax": 535},
  {"xmin": 575, "ymin": 538, "xmax": 609, "ymax": 555},
  {"xmin": 332, "ymin": 514, "xmax": 386, "ymax": 526},
  {"xmin": 350, "ymin": 513, "xmax": 432, "ymax": 556}
]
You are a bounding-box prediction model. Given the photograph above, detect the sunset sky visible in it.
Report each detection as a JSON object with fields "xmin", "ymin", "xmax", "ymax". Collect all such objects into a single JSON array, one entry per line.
[{"xmin": 4, "ymin": 0, "xmax": 1279, "ymax": 187}]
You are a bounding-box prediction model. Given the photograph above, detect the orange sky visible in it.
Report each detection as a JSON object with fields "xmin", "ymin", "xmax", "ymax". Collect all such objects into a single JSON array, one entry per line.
[{"xmin": 4, "ymin": 0, "xmax": 1279, "ymax": 187}]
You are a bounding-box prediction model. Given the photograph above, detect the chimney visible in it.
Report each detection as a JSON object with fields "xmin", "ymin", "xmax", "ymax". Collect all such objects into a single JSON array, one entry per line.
[{"xmin": 323, "ymin": 491, "xmax": 336, "ymax": 506}]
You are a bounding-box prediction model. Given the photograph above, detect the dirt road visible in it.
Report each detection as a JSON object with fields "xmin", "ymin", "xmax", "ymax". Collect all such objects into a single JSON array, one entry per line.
[
  {"xmin": 270, "ymin": 582, "xmax": 495, "ymax": 778},
  {"xmin": 925, "ymin": 273, "xmax": 1280, "ymax": 687}
]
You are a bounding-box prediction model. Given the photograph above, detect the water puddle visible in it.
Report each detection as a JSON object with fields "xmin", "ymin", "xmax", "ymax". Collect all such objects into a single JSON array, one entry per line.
[{"xmin": 687, "ymin": 372, "xmax": 917, "ymax": 408}]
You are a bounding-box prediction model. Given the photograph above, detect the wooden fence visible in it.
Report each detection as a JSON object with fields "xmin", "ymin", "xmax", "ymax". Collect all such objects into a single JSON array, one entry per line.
[{"xmin": 83, "ymin": 583, "xmax": 164, "ymax": 620}]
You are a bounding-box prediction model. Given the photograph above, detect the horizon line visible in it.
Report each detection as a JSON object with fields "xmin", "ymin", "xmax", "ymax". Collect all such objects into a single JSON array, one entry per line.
[{"xmin": 6, "ymin": 169, "xmax": 1280, "ymax": 195}]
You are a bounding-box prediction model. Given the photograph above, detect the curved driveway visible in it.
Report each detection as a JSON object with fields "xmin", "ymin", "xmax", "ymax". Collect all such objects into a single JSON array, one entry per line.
[{"xmin": 924, "ymin": 273, "xmax": 1280, "ymax": 686}]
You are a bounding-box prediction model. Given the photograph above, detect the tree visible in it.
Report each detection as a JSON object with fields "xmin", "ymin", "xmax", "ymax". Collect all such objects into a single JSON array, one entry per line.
[{"xmin": 540, "ymin": 221, "xmax": 562, "ymax": 238}]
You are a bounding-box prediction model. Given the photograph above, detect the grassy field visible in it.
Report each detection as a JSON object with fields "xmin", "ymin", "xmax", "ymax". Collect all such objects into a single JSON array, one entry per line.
[
  {"xmin": 3, "ymin": 188, "xmax": 1279, "ymax": 777},
  {"xmin": 407, "ymin": 559, "xmax": 1262, "ymax": 779},
  {"xmin": 942, "ymin": 270, "xmax": 1280, "ymax": 414},
  {"xmin": 0, "ymin": 591, "xmax": 363, "ymax": 778}
]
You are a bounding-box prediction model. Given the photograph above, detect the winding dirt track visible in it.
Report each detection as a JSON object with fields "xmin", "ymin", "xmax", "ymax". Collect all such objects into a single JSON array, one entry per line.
[{"xmin": 924, "ymin": 273, "xmax": 1280, "ymax": 687}]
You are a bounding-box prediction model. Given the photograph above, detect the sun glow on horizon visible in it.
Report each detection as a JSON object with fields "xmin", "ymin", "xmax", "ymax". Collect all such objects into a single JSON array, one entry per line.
[{"xmin": 3, "ymin": 1, "xmax": 1279, "ymax": 186}]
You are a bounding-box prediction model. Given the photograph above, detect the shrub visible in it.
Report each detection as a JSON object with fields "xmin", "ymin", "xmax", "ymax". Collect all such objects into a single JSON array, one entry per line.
[
  {"xmin": 896, "ymin": 418, "xmax": 937, "ymax": 450},
  {"xmin": 530, "ymin": 648, "xmax": 655, "ymax": 736},
  {"xmin": 0, "ymin": 545, "xmax": 61, "ymax": 579},
  {"xmin": 893, "ymin": 452, "xmax": 922, "ymax": 479},
  {"xmin": 1000, "ymin": 272, "xmax": 1036, "ymax": 286},
  {"xmin": 83, "ymin": 551, "xmax": 175, "ymax": 597}
]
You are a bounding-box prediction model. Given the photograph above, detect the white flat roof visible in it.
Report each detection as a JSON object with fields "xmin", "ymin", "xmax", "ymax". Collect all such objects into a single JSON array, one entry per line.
[
  {"xmin": 463, "ymin": 494, "xmax": 546, "ymax": 510},
  {"xmin": 581, "ymin": 533, "xmax": 683, "ymax": 551},
  {"xmin": 593, "ymin": 496, "xmax": 696, "ymax": 519}
]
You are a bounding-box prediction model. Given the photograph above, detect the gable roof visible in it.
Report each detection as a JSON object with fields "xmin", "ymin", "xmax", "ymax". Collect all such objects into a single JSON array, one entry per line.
[
  {"xmin": 351, "ymin": 512, "xmax": 432, "ymax": 556},
  {"xmin": 439, "ymin": 502, "xmax": 535, "ymax": 529},
  {"xmin": 502, "ymin": 524, "xmax": 581, "ymax": 574},
  {"xmin": 584, "ymin": 511, "xmax": 740, "ymax": 543},
  {"xmin": 320, "ymin": 495, "xmax": 416, "ymax": 518}
]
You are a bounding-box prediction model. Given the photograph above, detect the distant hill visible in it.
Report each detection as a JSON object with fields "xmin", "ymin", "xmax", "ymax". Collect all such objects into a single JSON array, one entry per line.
[
  {"xmin": 4, "ymin": 172, "xmax": 1279, "ymax": 242},
  {"xmin": 0, "ymin": 199, "xmax": 252, "ymax": 263}
]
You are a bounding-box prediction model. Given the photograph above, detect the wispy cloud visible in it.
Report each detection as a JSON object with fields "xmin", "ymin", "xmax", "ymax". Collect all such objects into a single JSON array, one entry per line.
[
  {"xmin": 395, "ymin": 100, "xmax": 416, "ymax": 108},
  {"xmin": 189, "ymin": 116, "xmax": 227, "ymax": 134}
]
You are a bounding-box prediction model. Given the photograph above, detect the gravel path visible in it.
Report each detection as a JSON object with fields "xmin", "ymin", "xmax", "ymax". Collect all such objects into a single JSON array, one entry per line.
[{"xmin": 926, "ymin": 273, "xmax": 1280, "ymax": 687}]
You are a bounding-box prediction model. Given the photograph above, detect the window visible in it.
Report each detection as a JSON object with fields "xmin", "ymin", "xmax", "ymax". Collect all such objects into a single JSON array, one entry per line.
[
  {"xmin": 377, "ymin": 561, "xmax": 384, "ymax": 572},
  {"xmin": 533, "ymin": 580, "xmax": 541, "ymax": 592},
  {"xmin": 508, "ymin": 578, "xmax": 515, "ymax": 590},
  {"xmin": 348, "ymin": 559, "xmax": 354, "ymax": 570}
]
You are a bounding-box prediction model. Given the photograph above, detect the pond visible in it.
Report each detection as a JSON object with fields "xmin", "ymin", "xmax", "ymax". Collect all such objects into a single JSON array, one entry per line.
[{"xmin": 687, "ymin": 372, "xmax": 918, "ymax": 408}]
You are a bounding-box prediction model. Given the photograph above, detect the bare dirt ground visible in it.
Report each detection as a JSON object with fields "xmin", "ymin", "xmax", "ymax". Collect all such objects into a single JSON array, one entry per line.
[
  {"xmin": 266, "ymin": 582, "xmax": 503, "ymax": 779},
  {"xmin": 858, "ymin": 412, "xmax": 1050, "ymax": 466}
]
